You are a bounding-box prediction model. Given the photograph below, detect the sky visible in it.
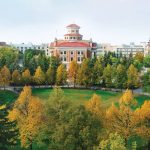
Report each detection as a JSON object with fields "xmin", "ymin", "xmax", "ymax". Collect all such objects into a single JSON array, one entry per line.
[{"xmin": 0, "ymin": 0, "xmax": 150, "ymax": 45}]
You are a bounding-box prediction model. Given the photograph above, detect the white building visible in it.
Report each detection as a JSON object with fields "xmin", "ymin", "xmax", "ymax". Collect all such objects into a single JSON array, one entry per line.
[
  {"xmin": 10, "ymin": 43, "xmax": 49, "ymax": 55},
  {"xmin": 116, "ymin": 42, "xmax": 145, "ymax": 57}
]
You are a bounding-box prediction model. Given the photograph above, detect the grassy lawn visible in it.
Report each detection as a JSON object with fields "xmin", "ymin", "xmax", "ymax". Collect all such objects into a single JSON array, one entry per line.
[
  {"xmin": 0, "ymin": 90, "xmax": 18, "ymax": 105},
  {"xmin": 32, "ymin": 88, "xmax": 150, "ymax": 107}
]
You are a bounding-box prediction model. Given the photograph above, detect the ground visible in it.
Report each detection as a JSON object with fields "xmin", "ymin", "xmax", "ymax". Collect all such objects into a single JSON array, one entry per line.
[
  {"xmin": 32, "ymin": 88, "xmax": 150, "ymax": 107},
  {"xmin": 0, "ymin": 88, "xmax": 150, "ymax": 150}
]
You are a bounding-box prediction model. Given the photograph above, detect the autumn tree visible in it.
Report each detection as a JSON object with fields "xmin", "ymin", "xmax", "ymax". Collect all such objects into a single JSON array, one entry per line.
[
  {"xmin": 0, "ymin": 65, "xmax": 11, "ymax": 89},
  {"xmin": 103, "ymin": 64, "xmax": 112, "ymax": 88},
  {"xmin": 68, "ymin": 60, "xmax": 78, "ymax": 87},
  {"xmin": 98, "ymin": 133, "xmax": 126, "ymax": 150},
  {"xmin": 46, "ymin": 66, "xmax": 55, "ymax": 86},
  {"xmin": 33, "ymin": 66, "xmax": 45, "ymax": 86},
  {"xmin": 12, "ymin": 69, "xmax": 21, "ymax": 85},
  {"xmin": 115, "ymin": 64, "xmax": 127, "ymax": 90},
  {"xmin": 85, "ymin": 94, "xmax": 105, "ymax": 121},
  {"xmin": 106, "ymin": 89, "xmax": 138, "ymax": 147},
  {"xmin": 56, "ymin": 64, "xmax": 67, "ymax": 85},
  {"xmin": 77, "ymin": 58, "xmax": 92, "ymax": 88},
  {"xmin": 8, "ymin": 86, "xmax": 45, "ymax": 150},
  {"xmin": 127, "ymin": 64, "xmax": 140, "ymax": 90},
  {"xmin": 135, "ymin": 101, "xmax": 150, "ymax": 149},
  {"xmin": 22, "ymin": 69, "xmax": 31, "ymax": 85}
]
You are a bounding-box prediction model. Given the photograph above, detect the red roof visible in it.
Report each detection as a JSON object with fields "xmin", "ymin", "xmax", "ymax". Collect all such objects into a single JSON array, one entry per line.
[
  {"xmin": 66, "ymin": 24, "xmax": 80, "ymax": 28},
  {"xmin": 64, "ymin": 33, "xmax": 82, "ymax": 36},
  {"xmin": 56, "ymin": 41, "xmax": 90, "ymax": 47}
]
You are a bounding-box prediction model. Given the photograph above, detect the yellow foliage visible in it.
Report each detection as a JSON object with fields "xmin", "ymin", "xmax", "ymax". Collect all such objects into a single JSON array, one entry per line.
[
  {"xmin": 119, "ymin": 89, "xmax": 137, "ymax": 106},
  {"xmin": 86, "ymin": 94, "xmax": 105, "ymax": 120},
  {"xmin": 8, "ymin": 86, "xmax": 45, "ymax": 148}
]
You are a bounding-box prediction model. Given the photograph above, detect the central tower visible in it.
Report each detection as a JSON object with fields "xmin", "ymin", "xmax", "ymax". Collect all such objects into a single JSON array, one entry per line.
[{"xmin": 64, "ymin": 24, "xmax": 83, "ymax": 41}]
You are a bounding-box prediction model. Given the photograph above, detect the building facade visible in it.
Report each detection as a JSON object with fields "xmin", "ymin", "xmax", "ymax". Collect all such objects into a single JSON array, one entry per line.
[
  {"xmin": 49, "ymin": 24, "xmax": 97, "ymax": 68},
  {"xmin": 116, "ymin": 42, "xmax": 145, "ymax": 57},
  {"xmin": 10, "ymin": 43, "xmax": 48, "ymax": 54}
]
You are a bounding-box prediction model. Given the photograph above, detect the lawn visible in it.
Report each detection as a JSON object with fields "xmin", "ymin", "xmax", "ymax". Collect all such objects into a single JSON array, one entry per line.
[
  {"xmin": 32, "ymin": 88, "xmax": 150, "ymax": 107},
  {"xmin": 0, "ymin": 90, "xmax": 18, "ymax": 105}
]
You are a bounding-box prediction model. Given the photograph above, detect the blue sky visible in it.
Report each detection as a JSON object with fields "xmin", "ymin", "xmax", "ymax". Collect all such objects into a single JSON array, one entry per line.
[{"xmin": 0, "ymin": 0, "xmax": 150, "ymax": 44}]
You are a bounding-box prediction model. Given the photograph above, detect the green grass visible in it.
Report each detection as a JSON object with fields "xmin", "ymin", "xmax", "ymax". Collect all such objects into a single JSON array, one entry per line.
[
  {"xmin": 0, "ymin": 90, "xmax": 18, "ymax": 105},
  {"xmin": 32, "ymin": 88, "xmax": 150, "ymax": 107}
]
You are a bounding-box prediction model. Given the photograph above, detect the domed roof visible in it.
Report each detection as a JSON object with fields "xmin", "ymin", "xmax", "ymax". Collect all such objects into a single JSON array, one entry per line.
[{"xmin": 66, "ymin": 24, "xmax": 80, "ymax": 28}]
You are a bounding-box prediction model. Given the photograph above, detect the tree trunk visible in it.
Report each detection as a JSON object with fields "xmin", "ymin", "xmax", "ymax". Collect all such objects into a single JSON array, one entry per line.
[
  {"xmin": 125, "ymin": 138, "xmax": 128, "ymax": 147},
  {"xmin": 30, "ymin": 140, "xmax": 33, "ymax": 150}
]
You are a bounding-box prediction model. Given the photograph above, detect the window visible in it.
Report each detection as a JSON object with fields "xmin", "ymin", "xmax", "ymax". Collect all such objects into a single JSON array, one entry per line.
[
  {"xmin": 78, "ymin": 57, "xmax": 80, "ymax": 61},
  {"xmin": 78, "ymin": 51, "xmax": 80, "ymax": 55},
  {"xmin": 64, "ymin": 57, "xmax": 66, "ymax": 61},
  {"xmin": 73, "ymin": 37, "xmax": 76, "ymax": 39},
  {"xmin": 64, "ymin": 51, "xmax": 66, "ymax": 54},
  {"xmin": 81, "ymin": 51, "xmax": 83, "ymax": 55},
  {"xmin": 71, "ymin": 57, "xmax": 73, "ymax": 61},
  {"xmin": 61, "ymin": 57, "xmax": 63, "ymax": 61},
  {"xmin": 61, "ymin": 51, "xmax": 63, "ymax": 54},
  {"xmin": 71, "ymin": 51, "xmax": 73, "ymax": 55}
]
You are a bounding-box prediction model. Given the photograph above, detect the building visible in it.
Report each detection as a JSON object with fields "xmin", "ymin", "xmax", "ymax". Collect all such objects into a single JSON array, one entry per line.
[
  {"xmin": 116, "ymin": 42, "xmax": 145, "ymax": 57},
  {"xmin": 49, "ymin": 24, "xmax": 97, "ymax": 68},
  {"xmin": 0, "ymin": 42, "xmax": 7, "ymax": 47},
  {"xmin": 96, "ymin": 43, "xmax": 116, "ymax": 56},
  {"xmin": 10, "ymin": 43, "xmax": 48, "ymax": 54}
]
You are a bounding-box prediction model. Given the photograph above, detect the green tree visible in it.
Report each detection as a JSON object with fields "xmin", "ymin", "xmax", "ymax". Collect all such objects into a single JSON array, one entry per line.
[
  {"xmin": 46, "ymin": 67, "xmax": 55, "ymax": 86},
  {"xmin": 0, "ymin": 104, "xmax": 18, "ymax": 150},
  {"xmin": 0, "ymin": 47, "xmax": 19, "ymax": 71},
  {"xmin": 103, "ymin": 64, "xmax": 112, "ymax": 88},
  {"xmin": 143, "ymin": 54, "xmax": 150, "ymax": 68},
  {"xmin": 98, "ymin": 133, "xmax": 126, "ymax": 150},
  {"xmin": 115, "ymin": 64, "xmax": 127, "ymax": 90},
  {"xmin": 142, "ymin": 69, "xmax": 150, "ymax": 93},
  {"xmin": 56, "ymin": 64, "xmax": 67, "ymax": 85},
  {"xmin": 92, "ymin": 59, "xmax": 103, "ymax": 85}
]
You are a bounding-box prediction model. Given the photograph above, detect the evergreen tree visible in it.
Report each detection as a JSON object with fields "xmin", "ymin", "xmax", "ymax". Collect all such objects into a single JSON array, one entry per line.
[{"xmin": 0, "ymin": 104, "xmax": 18, "ymax": 150}]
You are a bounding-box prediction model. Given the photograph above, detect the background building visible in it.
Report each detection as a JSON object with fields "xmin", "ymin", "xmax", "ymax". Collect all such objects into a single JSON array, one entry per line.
[
  {"xmin": 116, "ymin": 42, "xmax": 145, "ymax": 57},
  {"xmin": 49, "ymin": 24, "xmax": 97, "ymax": 68}
]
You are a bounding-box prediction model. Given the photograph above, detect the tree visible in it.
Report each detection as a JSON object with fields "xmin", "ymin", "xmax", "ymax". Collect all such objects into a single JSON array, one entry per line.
[
  {"xmin": 142, "ymin": 69, "xmax": 150, "ymax": 93},
  {"xmin": 0, "ymin": 104, "xmax": 18, "ymax": 150},
  {"xmin": 56, "ymin": 64, "xmax": 67, "ymax": 85},
  {"xmin": 68, "ymin": 60, "xmax": 78, "ymax": 87},
  {"xmin": 33, "ymin": 66, "xmax": 45, "ymax": 85},
  {"xmin": 8, "ymin": 86, "xmax": 45, "ymax": 150},
  {"xmin": 127, "ymin": 64, "xmax": 140, "ymax": 90},
  {"xmin": 106, "ymin": 90, "xmax": 138, "ymax": 147},
  {"xmin": 0, "ymin": 47, "xmax": 19, "ymax": 71},
  {"xmin": 77, "ymin": 58, "xmax": 92, "ymax": 88},
  {"xmin": 98, "ymin": 133, "xmax": 126, "ymax": 150},
  {"xmin": 12, "ymin": 69, "xmax": 21, "ymax": 85},
  {"xmin": 22, "ymin": 69, "xmax": 31, "ymax": 85},
  {"xmin": 135, "ymin": 101, "xmax": 150, "ymax": 149},
  {"xmin": 92, "ymin": 59, "xmax": 103, "ymax": 85},
  {"xmin": 103, "ymin": 64, "xmax": 112, "ymax": 88},
  {"xmin": 46, "ymin": 67, "xmax": 55, "ymax": 86},
  {"xmin": 115, "ymin": 64, "xmax": 127, "ymax": 90},
  {"xmin": 85, "ymin": 94, "xmax": 105, "ymax": 121},
  {"xmin": 143, "ymin": 54, "xmax": 150, "ymax": 68},
  {"xmin": 0, "ymin": 65, "xmax": 11, "ymax": 89}
]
